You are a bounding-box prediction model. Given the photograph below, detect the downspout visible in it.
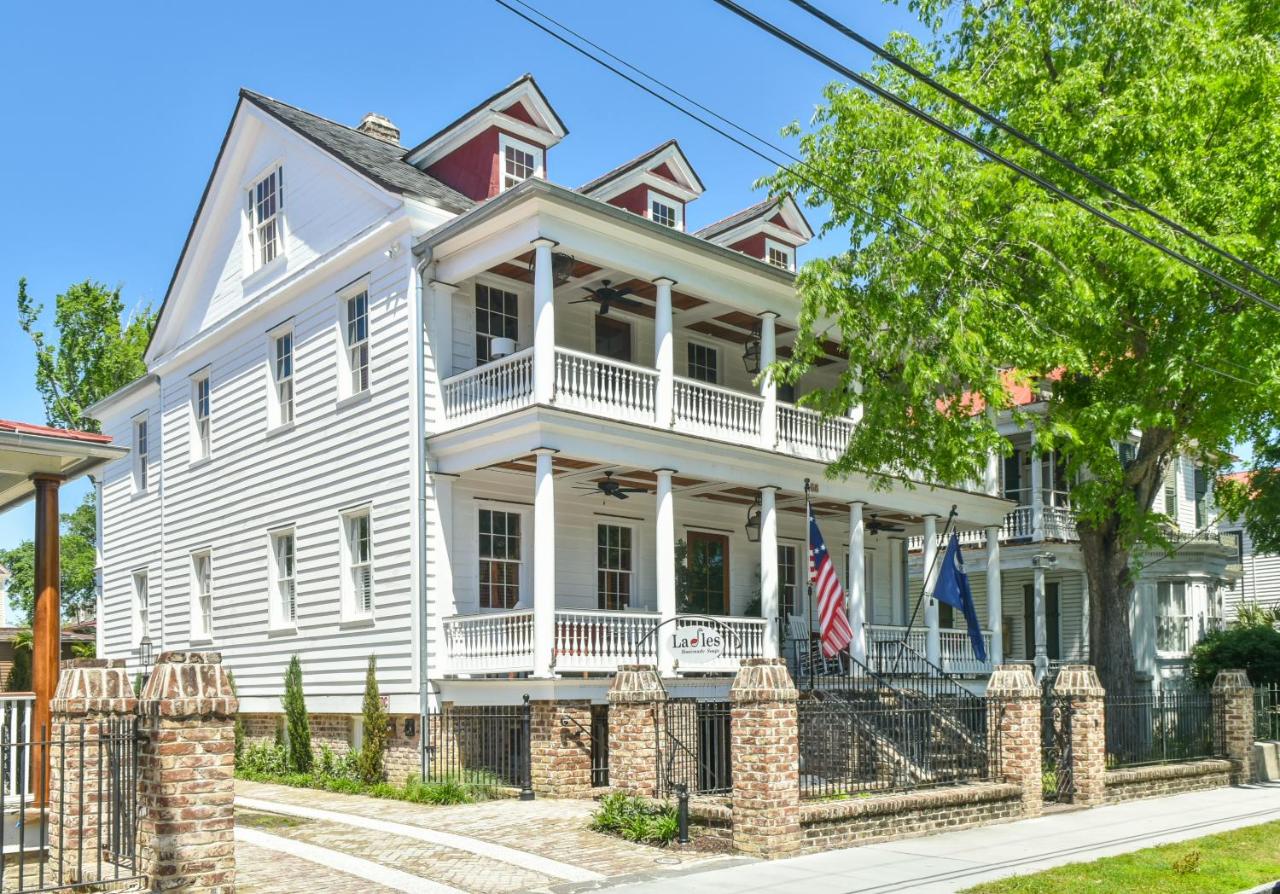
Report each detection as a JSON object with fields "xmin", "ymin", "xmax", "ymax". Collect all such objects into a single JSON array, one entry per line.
[{"xmin": 412, "ymin": 246, "xmax": 432, "ymax": 771}]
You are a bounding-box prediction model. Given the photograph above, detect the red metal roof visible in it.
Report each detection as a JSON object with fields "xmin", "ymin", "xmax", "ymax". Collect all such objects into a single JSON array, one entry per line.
[{"xmin": 0, "ymin": 419, "xmax": 113, "ymax": 445}]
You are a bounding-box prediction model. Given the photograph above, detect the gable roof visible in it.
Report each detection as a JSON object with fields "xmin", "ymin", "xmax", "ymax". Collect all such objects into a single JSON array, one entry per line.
[
  {"xmin": 578, "ymin": 139, "xmax": 706, "ymax": 197},
  {"xmin": 695, "ymin": 195, "xmax": 813, "ymax": 242}
]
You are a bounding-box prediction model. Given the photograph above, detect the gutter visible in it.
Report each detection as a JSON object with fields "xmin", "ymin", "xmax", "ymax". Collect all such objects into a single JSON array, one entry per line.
[{"xmin": 412, "ymin": 246, "xmax": 432, "ymax": 777}]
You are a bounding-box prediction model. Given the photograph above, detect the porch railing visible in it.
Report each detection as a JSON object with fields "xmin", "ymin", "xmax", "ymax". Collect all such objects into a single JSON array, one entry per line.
[
  {"xmin": 443, "ymin": 609, "xmax": 536, "ymax": 674},
  {"xmin": 1043, "ymin": 506, "xmax": 1077, "ymax": 540},
  {"xmin": 554, "ymin": 609, "xmax": 659, "ymax": 672},
  {"xmin": 440, "ymin": 348, "xmax": 534, "ymax": 421},
  {"xmin": 1, "ymin": 693, "xmax": 33, "ymax": 800},
  {"xmin": 682, "ymin": 616, "xmax": 769, "ymax": 673},
  {"xmin": 777, "ymin": 405, "xmax": 853, "ymax": 460},
  {"xmin": 939, "ymin": 629, "xmax": 993, "ymax": 675},
  {"xmin": 554, "ymin": 348, "xmax": 657, "ymax": 422},
  {"xmin": 866, "ymin": 624, "xmax": 927, "ymax": 672},
  {"xmin": 673, "ymin": 377, "xmax": 763, "ymax": 440},
  {"xmin": 1004, "ymin": 505, "xmax": 1035, "ymax": 539}
]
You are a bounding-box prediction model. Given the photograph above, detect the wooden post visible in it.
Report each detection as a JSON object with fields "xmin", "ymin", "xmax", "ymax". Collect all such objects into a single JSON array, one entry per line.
[{"xmin": 32, "ymin": 473, "xmax": 61, "ymax": 805}]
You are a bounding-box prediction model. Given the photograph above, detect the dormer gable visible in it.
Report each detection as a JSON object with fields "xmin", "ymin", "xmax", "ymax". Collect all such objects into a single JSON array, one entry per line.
[
  {"xmin": 404, "ymin": 74, "xmax": 567, "ymax": 202},
  {"xmin": 694, "ymin": 195, "xmax": 813, "ymax": 271},
  {"xmin": 579, "ymin": 140, "xmax": 704, "ymax": 232}
]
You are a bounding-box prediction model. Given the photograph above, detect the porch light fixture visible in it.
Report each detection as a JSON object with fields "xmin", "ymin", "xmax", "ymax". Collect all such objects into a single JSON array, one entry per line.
[
  {"xmin": 742, "ymin": 321, "xmax": 762, "ymax": 374},
  {"xmin": 528, "ymin": 251, "xmax": 577, "ymax": 287},
  {"xmin": 138, "ymin": 635, "xmax": 154, "ymax": 674},
  {"xmin": 745, "ymin": 495, "xmax": 762, "ymax": 543}
]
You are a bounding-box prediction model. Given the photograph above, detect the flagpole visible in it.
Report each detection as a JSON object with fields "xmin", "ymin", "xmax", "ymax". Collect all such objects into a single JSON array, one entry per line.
[
  {"xmin": 804, "ymin": 477, "xmax": 815, "ymax": 686},
  {"xmin": 893, "ymin": 504, "xmax": 959, "ymax": 675}
]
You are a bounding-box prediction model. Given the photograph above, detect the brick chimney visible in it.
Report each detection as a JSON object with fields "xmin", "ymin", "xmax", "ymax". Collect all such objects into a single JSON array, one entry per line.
[{"xmin": 357, "ymin": 112, "xmax": 400, "ymax": 145}]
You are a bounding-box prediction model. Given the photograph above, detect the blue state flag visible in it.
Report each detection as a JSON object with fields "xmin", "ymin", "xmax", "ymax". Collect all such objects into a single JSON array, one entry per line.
[{"xmin": 933, "ymin": 532, "xmax": 987, "ymax": 663}]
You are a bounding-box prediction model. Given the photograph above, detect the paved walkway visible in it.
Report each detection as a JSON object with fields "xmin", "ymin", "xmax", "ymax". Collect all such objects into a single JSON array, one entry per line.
[{"xmin": 595, "ymin": 783, "xmax": 1280, "ymax": 894}]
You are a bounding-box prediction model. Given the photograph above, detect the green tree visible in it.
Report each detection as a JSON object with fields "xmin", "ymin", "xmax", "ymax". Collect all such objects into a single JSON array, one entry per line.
[
  {"xmin": 763, "ymin": 0, "xmax": 1280, "ymax": 697},
  {"xmin": 355, "ymin": 655, "xmax": 387, "ymax": 785},
  {"xmin": 0, "ymin": 492, "xmax": 99, "ymax": 623},
  {"xmin": 16, "ymin": 277, "xmax": 154, "ymax": 432},
  {"xmin": 5, "ymin": 631, "xmax": 31, "ymax": 692},
  {"xmin": 281, "ymin": 655, "xmax": 312, "ymax": 773},
  {"xmin": 1218, "ymin": 435, "xmax": 1280, "ymax": 553}
]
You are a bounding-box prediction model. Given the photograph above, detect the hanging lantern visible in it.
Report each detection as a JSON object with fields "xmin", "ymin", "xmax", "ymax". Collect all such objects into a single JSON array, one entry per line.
[
  {"xmin": 742, "ymin": 321, "xmax": 762, "ymax": 374},
  {"xmin": 745, "ymin": 494, "xmax": 762, "ymax": 543},
  {"xmin": 527, "ymin": 251, "xmax": 577, "ymax": 287}
]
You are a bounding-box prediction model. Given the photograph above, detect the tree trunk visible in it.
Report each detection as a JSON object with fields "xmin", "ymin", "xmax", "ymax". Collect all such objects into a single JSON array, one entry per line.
[{"xmin": 1079, "ymin": 525, "xmax": 1139, "ymax": 701}]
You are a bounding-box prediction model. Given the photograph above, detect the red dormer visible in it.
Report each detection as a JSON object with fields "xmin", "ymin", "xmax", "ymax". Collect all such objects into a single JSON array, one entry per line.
[
  {"xmin": 694, "ymin": 196, "xmax": 814, "ymax": 271},
  {"xmin": 404, "ymin": 75, "xmax": 567, "ymax": 201},
  {"xmin": 579, "ymin": 140, "xmax": 704, "ymax": 231}
]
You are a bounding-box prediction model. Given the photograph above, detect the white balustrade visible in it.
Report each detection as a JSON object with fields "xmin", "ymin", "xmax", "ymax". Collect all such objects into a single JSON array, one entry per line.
[
  {"xmin": 688, "ymin": 616, "xmax": 768, "ymax": 672},
  {"xmin": 440, "ymin": 348, "xmax": 534, "ymax": 422},
  {"xmin": 1043, "ymin": 506, "xmax": 1078, "ymax": 541},
  {"xmin": 554, "ymin": 609, "xmax": 660, "ymax": 672},
  {"xmin": 673, "ymin": 378, "xmax": 764, "ymax": 440},
  {"xmin": 443, "ymin": 610, "xmax": 536, "ymax": 674},
  {"xmin": 1, "ymin": 694, "xmax": 33, "ymax": 800},
  {"xmin": 865, "ymin": 624, "xmax": 928, "ymax": 672},
  {"xmin": 1003, "ymin": 505, "xmax": 1035, "ymax": 540},
  {"xmin": 554, "ymin": 348, "xmax": 657, "ymax": 423},
  {"xmin": 939, "ymin": 628, "xmax": 994, "ymax": 675},
  {"xmin": 777, "ymin": 404, "xmax": 854, "ymax": 460}
]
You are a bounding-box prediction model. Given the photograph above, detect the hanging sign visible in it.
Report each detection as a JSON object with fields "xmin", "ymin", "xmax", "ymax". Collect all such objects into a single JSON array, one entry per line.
[{"xmin": 669, "ymin": 624, "xmax": 726, "ymax": 665}]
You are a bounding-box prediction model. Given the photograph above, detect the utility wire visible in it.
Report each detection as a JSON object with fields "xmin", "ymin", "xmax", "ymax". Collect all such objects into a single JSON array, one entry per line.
[
  {"xmin": 786, "ymin": 0, "xmax": 1280, "ymax": 295},
  {"xmin": 710, "ymin": 0, "xmax": 1280, "ymax": 314}
]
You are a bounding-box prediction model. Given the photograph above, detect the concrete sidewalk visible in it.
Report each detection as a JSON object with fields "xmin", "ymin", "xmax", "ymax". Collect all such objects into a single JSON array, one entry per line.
[{"xmin": 595, "ymin": 783, "xmax": 1280, "ymax": 894}]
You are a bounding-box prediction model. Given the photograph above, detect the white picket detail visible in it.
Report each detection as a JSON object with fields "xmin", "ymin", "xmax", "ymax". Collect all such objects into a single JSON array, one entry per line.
[
  {"xmin": 1, "ymin": 694, "xmax": 33, "ymax": 800},
  {"xmin": 443, "ymin": 610, "xmax": 535, "ymax": 674},
  {"xmin": 777, "ymin": 405, "xmax": 854, "ymax": 459},
  {"xmin": 673, "ymin": 378, "xmax": 763, "ymax": 438},
  {"xmin": 940, "ymin": 628, "xmax": 994, "ymax": 675},
  {"xmin": 554, "ymin": 609, "xmax": 660, "ymax": 672},
  {"xmin": 441, "ymin": 348, "xmax": 534, "ymax": 421},
  {"xmin": 1004, "ymin": 505, "xmax": 1036, "ymax": 540},
  {"xmin": 554, "ymin": 349, "xmax": 657, "ymax": 422}
]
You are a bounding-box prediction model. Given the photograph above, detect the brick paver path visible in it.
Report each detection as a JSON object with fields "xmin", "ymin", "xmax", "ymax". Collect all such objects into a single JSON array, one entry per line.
[
  {"xmin": 235, "ymin": 780, "xmax": 720, "ymax": 892},
  {"xmin": 237, "ymin": 838, "xmax": 403, "ymax": 894}
]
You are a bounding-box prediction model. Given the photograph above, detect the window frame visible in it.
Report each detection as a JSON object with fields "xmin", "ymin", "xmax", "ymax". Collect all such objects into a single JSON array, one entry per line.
[
  {"xmin": 498, "ymin": 134, "xmax": 543, "ymax": 191},
  {"xmin": 190, "ymin": 550, "xmax": 213, "ymax": 643},
  {"xmin": 339, "ymin": 279, "xmax": 371, "ymax": 399},
  {"xmin": 1163, "ymin": 459, "xmax": 1179, "ymax": 518},
  {"xmin": 269, "ymin": 528, "xmax": 297, "ymax": 630},
  {"xmin": 268, "ymin": 322, "xmax": 296, "ymax": 429},
  {"xmin": 778, "ymin": 543, "xmax": 799, "ymax": 619},
  {"xmin": 474, "ymin": 282, "xmax": 521, "ymax": 364},
  {"xmin": 685, "ymin": 339, "xmax": 720, "ymax": 385},
  {"xmin": 190, "ymin": 372, "xmax": 211, "ymax": 463},
  {"xmin": 132, "ymin": 413, "xmax": 150, "ymax": 493},
  {"xmin": 132, "ymin": 569, "xmax": 149, "ymax": 646},
  {"xmin": 477, "ymin": 502, "xmax": 528, "ymax": 611},
  {"xmin": 596, "ymin": 522, "xmax": 636, "ymax": 611},
  {"xmin": 340, "ymin": 508, "xmax": 374, "ymax": 621},
  {"xmin": 244, "ymin": 163, "xmax": 285, "ymax": 275},
  {"xmin": 647, "ymin": 191, "xmax": 683, "ymax": 230},
  {"xmin": 764, "ymin": 238, "xmax": 795, "ymax": 272},
  {"xmin": 1156, "ymin": 579, "xmax": 1191, "ymax": 654}
]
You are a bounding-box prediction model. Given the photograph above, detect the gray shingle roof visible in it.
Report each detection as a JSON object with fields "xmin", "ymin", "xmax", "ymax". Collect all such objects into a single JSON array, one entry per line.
[
  {"xmin": 692, "ymin": 198, "xmax": 780, "ymax": 240},
  {"xmin": 241, "ymin": 89, "xmax": 474, "ymax": 213}
]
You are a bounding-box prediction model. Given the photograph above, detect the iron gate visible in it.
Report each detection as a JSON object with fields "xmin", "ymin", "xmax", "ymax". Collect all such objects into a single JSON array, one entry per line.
[
  {"xmin": 658, "ymin": 699, "xmax": 732, "ymax": 796},
  {"xmin": 1041, "ymin": 693, "xmax": 1075, "ymax": 803}
]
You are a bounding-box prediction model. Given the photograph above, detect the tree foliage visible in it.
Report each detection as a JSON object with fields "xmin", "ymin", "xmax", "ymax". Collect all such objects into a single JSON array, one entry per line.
[
  {"xmin": 1191, "ymin": 614, "xmax": 1280, "ymax": 686},
  {"xmin": 763, "ymin": 0, "xmax": 1280, "ymax": 696},
  {"xmin": 282, "ymin": 655, "xmax": 312, "ymax": 773},
  {"xmin": 0, "ymin": 492, "xmax": 99, "ymax": 624},
  {"xmin": 1218, "ymin": 436, "xmax": 1280, "ymax": 554},
  {"xmin": 16, "ymin": 277, "xmax": 154, "ymax": 432},
  {"xmin": 356, "ymin": 655, "xmax": 388, "ymax": 785}
]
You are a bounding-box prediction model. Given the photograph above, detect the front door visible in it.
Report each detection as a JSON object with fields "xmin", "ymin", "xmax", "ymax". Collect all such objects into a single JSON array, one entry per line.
[
  {"xmin": 1023, "ymin": 582, "xmax": 1060, "ymax": 660},
  {"xmin": 685, "ymin": 531, "xmax": 729, "ymax": 615},
  {"xmin": 594, "ymin": 316, "xmax": 632, "ymax": 362}
]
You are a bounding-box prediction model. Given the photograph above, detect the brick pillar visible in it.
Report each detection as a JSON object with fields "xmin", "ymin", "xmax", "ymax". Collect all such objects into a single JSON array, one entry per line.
[
  {"xmin": 730, "ymin": 657, "xmax": 799, "ymax": 859},
  {"xmin": 987, "ymin": 664, "xmax": 1042, "ymax": 817},
  {"xmin": 1052, "ymin": 664, "xmax": 1106, "ymax": 807},
  {"xmin": 1213, "ymin": 668, "xmax": 1254, "ymax": 783},
  {"xmin": 138, "ymin": 652, "xmax": 238, "ymax": 893},
  {"xmin": 48, "ymin": 658, "xmax": 138, "ymax": 884},
  {"xmin": 529, "ymin": 699, "xmax": 592, "ymax": 797},
  {"xmin": 607, "ymin": 665, "xmax": 666, "ymax": 797}
]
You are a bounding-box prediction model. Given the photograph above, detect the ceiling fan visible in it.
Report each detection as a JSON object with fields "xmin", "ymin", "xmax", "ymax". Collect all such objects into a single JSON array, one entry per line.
[
  {"xmin": 866, "ymin": 514, "xmax": 906, "ymax": 535},
  {"xmin": 570, "ymin": 280, "xmax": 644, "ymax": 316},
  {"xmin": 573, "ymin": 471, "xmax": 650, "ymax": 500}
]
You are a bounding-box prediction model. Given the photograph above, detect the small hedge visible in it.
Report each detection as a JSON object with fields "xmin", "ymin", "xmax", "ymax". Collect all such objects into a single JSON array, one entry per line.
[{"xmin": 589, "ymin": 792, "xmax": 679, "ymax": 845}]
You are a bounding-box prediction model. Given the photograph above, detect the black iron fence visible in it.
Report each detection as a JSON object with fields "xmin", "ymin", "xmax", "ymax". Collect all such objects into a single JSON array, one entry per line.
[
  {"xmin": 1104, "ymin": 690, "xmax": 1223, "ymax": 768},
  {"xmin": 1041, "ymin": 693, "xmax": 1075, "ymax": 803},
  {"xmin": 659, "ymin": 699, "xmax": 732, "ymax": 796},
  {"xmin": 1257, "ymin": 684, "xmax": 1280, "ymax": 741},
  {"xmin": 422, "ymin": 699, "xmax": 532, "ymax": 794}
]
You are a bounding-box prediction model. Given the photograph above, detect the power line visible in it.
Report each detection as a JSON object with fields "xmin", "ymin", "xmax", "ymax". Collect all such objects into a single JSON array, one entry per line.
[
  {"xmin": 709, "ymin": 0, "xmax": 1280, "ymax": 314},
  {"xmin": 786, "ymin": 0, "xmax": 1280, "ymax": 295}
]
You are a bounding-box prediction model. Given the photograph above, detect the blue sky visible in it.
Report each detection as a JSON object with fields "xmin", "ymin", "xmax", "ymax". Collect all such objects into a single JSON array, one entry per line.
[{"xmin": 0, "ymin": 1, "xmax": 923, "ymax": 549}]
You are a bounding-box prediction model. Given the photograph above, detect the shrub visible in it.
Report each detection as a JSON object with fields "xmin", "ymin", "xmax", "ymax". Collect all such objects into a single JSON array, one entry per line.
[
  {"xmin": 282, "ymin": 655, "xmax": 312, "ymax": 773},
  {"xmin": 6, "ymin": 642, "xmax": 31, "ymax": 692},
  {"xmin": 1190, "ymin": 623, "xmax": 1280, "ymax": 687},
  {"xmin": 239, "ymin": 742, "xmax": 290, "ymax": 777},
  {"xmin": 227, "ymin": 671, "xmax": 244, "ymax": 763},
  {"xmin": 589, "ymin": 792, "xmax": 679, "ymax": 845},
  {"xmin": 356, "ymin": 656, "xmax": 387, "ymax": 784}
]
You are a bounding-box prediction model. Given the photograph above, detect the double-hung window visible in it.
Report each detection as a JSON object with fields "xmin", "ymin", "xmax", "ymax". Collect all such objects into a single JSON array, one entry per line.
[
  {"xmin": 1163, "ymin": 461, "xmax": 1178, "ymax": 518},
  {"xmin": 687, "ymin": 342, "xmax": 719, "ymax": 384},
  {"xmin": 246, "ymin": 166, "xmax": 283, "ymax": 271},
  {"xmin": 271, "ymin": 530, "xmax": 296, "ymax": 626},
  {"xmin": 133, "ymin": 415, "xmax": 149, "ymax": 492},
  {"xmin": 191, "ymin": 551, "xmax": 213, "ymax": 640},
  {"xmin": 344, "ymin": 511, "xmax": 373, "ymax": 617},
  {"xmin": 648, "ymin": 192, "xmax": 681, "ymax": 230},
  {"xmin": 1193, "ymin": 468, "xmax": 1209, "ymax": 529},
  {"xmin": 778, "ymin": 545, "xmax": 798, "ymax": 618},
  {"xmin": 133, "ymin": 570, "xmax": 149, "ymax": 644},
  {"xmin": 1156, "ymin": 580, "xmax": 1190, "ymax": 653},
  {"xmin": 479, "ymin": 508, "xmax": 521, "ymax": 609},
  {"xmin": 500, "ymin": 136, "xmax": 541, "ymax": 191},
  {"xmin": 475, "ymin": 283, "xmax": 519, "ymax": 363},
  {"xmin": 192, "ymin": 374, "xmax": 211, "ymax": 461},
  {"xmin": 597, "ymin": 524, "xmax": 633, "ymax": 611},
  {"xmin": 344, "ymin": 288, "xmax": 370, "ymax": 395},
  {"xmin": 272, "ymin": 330, "xmax": 294, "ymax": 426}
]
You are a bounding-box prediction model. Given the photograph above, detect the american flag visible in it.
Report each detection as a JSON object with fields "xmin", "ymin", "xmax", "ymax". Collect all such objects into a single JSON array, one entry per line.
[{"xmin": 809, "ymin": 506, "xmax": 853, "ymax": 659}]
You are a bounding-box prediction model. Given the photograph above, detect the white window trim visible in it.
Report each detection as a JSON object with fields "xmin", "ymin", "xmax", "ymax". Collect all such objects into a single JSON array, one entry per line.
[
  {"xmin": 190, "ymin": 550, "xmax": 213, "ymax": 643},
  {"xmin": 132, "ymin": 412, "xmax": 150, "ymax": 494},
  {"xmin": 340, "ymin": 507, "xmax": 375, "ymax": 623},
  {"xmin": 338, "ymin": 278, "xmax": 372, "ymax": 401},
  {"xmin": 498, "ymin": 133, "xmax": 544, "ymax": 192},
  {"xmin": 596, "ymin": 521, "xmax": 637, "ymax": 611},
  {"xmin": 647, "ymin": 190, "xmax": 683, "ymax": 231},
  {"xmin": 267, "ymin": 320, "xmax": 296, "ymax": 430},
  {"xmin": 684, "ymin": 337, "xmax": 721, "ymax": 385},
  {"xmin": 268, "ymin": 527, "xmax": 298, "ymax": 631},
  {"xmin": 190, "ymin": 371, "xmax": 211, "ymax": 464},
  {"xmin": 474, "ymin": 280, "xmax": 523, "ymax": 364},
  {"xmin": 764, "ymin": 237, "xmax": 795, "ymax": 272},
  {"xmin": 1156, "ymin": 579, "xmax": 1191, "ymax": 655},
  {"xmin": 243, "ymin": 160, "xmax": 286, "ymax": 279},
  {"xmin": 132, "ymin": 569, "xmax": 149, "ymax": 647},
  {"xmin": 475, "ymin": 500, "xmax": 531, "ymax": 612}
]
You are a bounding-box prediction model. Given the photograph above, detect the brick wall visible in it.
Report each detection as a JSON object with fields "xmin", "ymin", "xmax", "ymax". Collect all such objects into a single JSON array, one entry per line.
[
  {"xmin": 730, "ymin": 658, "xmax": 800, "ymax": 858},
  {"xmin": 385, "ymin": 714, "xmax": 422, "ymax": 785},
  {"xmin": 608, "ymin": 666, "xmax": 666, "ymax": 798},
  {"xmin": 1104, "ymin": 759, "xmax": 1232, "ymax": 803},
  {"xmin": 309, "ymin": 714, "xmax": 354, "ymax": 758},
  {"xmin": 241, "ymin": 712, "xmax": 280, "ymax": 748},
  {"xmin": 530, "ymin": 699, "xmax": 592, "ymax": 797}
]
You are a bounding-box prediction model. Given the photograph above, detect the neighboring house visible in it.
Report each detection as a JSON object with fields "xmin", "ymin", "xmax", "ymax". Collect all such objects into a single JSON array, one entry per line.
[
  {"xmin": 87, "ymin": 75, "xmax": 1014, "ymax": 733},
  {"xmin": 0, "ymin": 624, "xmax": 96, "ymax": 692},
  {"xmin": 1220, "ymin": 470, "xmax": 1280, "ymax": 620}
]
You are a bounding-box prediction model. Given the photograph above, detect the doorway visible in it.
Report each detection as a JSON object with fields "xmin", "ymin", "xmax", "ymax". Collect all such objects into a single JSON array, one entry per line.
[
  {"xmin": 1023, "ymin": 582, "xmax": 1060, "ymax": 660},
  {"xmin": 684, "ymin": 531, "xmax": 729, "ymax": 615}
]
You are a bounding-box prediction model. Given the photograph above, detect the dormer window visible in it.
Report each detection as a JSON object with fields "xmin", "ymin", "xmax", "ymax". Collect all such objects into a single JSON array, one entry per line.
[
  {"xmin": 246, "ymin": 166, "xmax": 284, "ymax": 271},
  {"xmin": 765, "ymin": 238, "xmax": 795, "ymax": 272},
  {"xmin": 500, "ymin": 134, "xmax": 542, "ymax": 191},
  {"xmin": 649, "ymin": 192, "xmax": 682, "ymax": 230}
]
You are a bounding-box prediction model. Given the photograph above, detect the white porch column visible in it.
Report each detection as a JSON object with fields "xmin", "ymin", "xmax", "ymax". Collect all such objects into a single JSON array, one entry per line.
[
  {"xmin": 532, "ymin": 238, "xmax": 558, "ymax": 405},
  {"xmin": 848, "ymin": 367, "xmax": 865, "ymax": 424},
  {"xmin": 1030, "ymin": 448, "xmax": 1045, "ymax": 541},
  {"xmin": 759, "ymin": 312, "xmax": 778, "ymax": 449},
  {"xmin": 655, "ymin": 468, "xmax": 677, "ymax": 675},
  {"xmin": 1032, "ymin": 556, "xmax": 1049, "ymax": 679},
  {"xmin": 1080, "ymin": 570, "xmax": 1091, "ymax": 659},
  {"xmin": 759, "ymin": 486, "xmax": 780, "ymax": 659},
  {"xmin": 848, "ymin": 502, "xmax": 867, "ymax": 667},
  {"xmin": 532, "ymin": 448, "xmax": 557, "ymax": 678},
  {"xmin": 428, "ymin": 279, "xmax": 457, "ymax": 383},
  {"xmin": 922, "ymin": 514, "xmax": 941, "ymax": 666},
  {"xmin": 985, "ymin": 526, "xmax": 1003, "ymax": 666},
  {"xmin": 653, "ymin": 277, "xmax": 676, "ymax": 427},
  {"xmin": 984, "ymin": 450, "xmax": 1001, "ymax": 496}
]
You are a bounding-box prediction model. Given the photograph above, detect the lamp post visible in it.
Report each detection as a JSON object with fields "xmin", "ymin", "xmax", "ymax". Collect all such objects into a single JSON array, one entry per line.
[{"xmin": 1031, "ymin": 551, "xmax": 1058, "ymax": 681}]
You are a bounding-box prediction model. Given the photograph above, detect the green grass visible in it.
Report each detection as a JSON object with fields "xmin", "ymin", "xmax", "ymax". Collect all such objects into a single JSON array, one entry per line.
[{"xmin": 962, "ymin": 821, "xmax": 1280, "ymax": 894}]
